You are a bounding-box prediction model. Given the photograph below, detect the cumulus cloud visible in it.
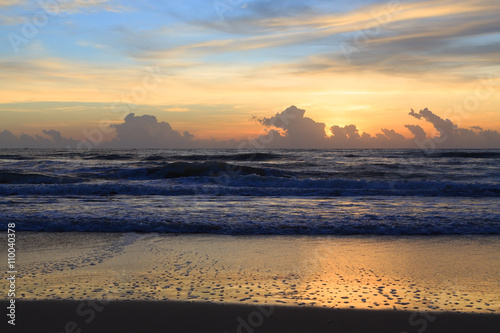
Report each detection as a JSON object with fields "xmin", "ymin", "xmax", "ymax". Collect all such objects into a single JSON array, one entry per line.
[
  {"xmin": 330, "ymin": 124, "xmax": 360, "ymax": 141},
  {"xmin": 404, "ymin": 124, "xmax": 426, "ymax": 141},
  {"xmin": 253, "ymin": 106, "xmax": 500, "ymax": 148},
  {"xmin": 1, "ymin": 107, "xmax": 499, "ymax": 149},
  {"xmin": 109, "ymin": 113, "xmax": 196, "ymax": 148},
  {"xmin": 255, "ymin": 105, "xmax": 328, "ymax": 148},
  {"xmin": 408, "ymin": 108, "xmax": 500, "ymax": 148},
  {"xmin": 0, "ymin": 129, "xmax": 78, "ymax": 148},
  {"xmin": 327, "ymin": 125, "xmax": 412, "ymax": 148},
  {"xmin": 253, "ymin": 106, "xmax": 416, "ymax": 148}
]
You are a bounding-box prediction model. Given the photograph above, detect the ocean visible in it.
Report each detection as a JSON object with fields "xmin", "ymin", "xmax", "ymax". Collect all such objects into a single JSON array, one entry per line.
[{"xmin": 0, "ymin": 148, "xmax": 499, "ymax": 235}]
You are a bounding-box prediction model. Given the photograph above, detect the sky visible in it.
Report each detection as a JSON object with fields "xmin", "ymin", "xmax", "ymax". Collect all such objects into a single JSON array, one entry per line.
[{"xmin": 0, "ymin": 0, "xmax": 499, "ymax": 148}]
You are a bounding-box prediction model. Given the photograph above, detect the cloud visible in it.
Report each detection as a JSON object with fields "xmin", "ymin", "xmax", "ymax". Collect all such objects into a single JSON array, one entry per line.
[
  {"xmin": 330, "ymin": 124, "xmax": 360, "ymax": 140},
  {"xmin": 0, "ymin": 0, "xmax": 125, "ymax": 28},
  {"xmin": 6, "ymin": 0, "xmax": 124, "ymax": 13},
  {"xmin": 109, "ymin": 113, "xmax": 195, "ymax": 148},
  {"xmin": 102, "ymin": 0, "xmax": 500, "ymax": 93},
  {"xmin": 408, "ymin": 107, "xmax": 500, "ymax": 148},
  {"xmin": 327, "ymin": 124, "xmax": 413, "ymax": 148},
  {"xmin": 0, "ymin": 0, "xmax": 23, "ymax": 7},
  {"xmin": 239, "ymin": 0, "xmax": 500, "ymax": 79},
  {"xmin": 1, "ymin": 106, "xmax": 499, "ymax": 149},
  {"xmin": 254, "ymin": 105, "xmax": 500, "ymax": 148},
  {"xmin": 0, "ymin": 129, "xmax": 78, "ymax": 148},
  {"xmin": 404, "ymin": 124, "xmax": 426, "ymax": 141},
  {"xmin": 56, "ymin": 0, "xmax": 125, "ymax": 14},
  {"xmin": 255, "ymin": 105, "xmax": 328, "ymax": 148}
]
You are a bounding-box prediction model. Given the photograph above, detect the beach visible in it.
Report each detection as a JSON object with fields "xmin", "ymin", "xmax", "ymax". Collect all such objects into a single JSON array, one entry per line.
[
  {"xmin": 1, "ymin": 149, "xmax": 499, "ymax": 332},
  {"xmin": 1, "ymin": 232, "xmax": 499, "ymax": 332},
  {"xmin": 1, "ymin": 0, "xmax": 500, "ymax": 329},
  {"xmin": 3, "ymin": 299, "xmax": 500, "ymax": 333}
]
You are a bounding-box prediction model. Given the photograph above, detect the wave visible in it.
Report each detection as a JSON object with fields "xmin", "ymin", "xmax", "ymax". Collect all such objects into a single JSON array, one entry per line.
[
  {"xmin": 354, "ymin": 150, "xmax": 500, "ymax": 159},
  {"xmin": 1, "ymin": 177, "xmax": 498, "ymax": 197},
  {"xmin": 0, "ymin": 161, "xmax": 290, "ymax": 184},
  {"xmin": 2, "ymin": 189, "xmax": 498, "ymax": 235},
  {"xmin": 0, "ymin": 172, "xmax": 75, "ymax": 184},
  {"xmin": 142, "ymin": 152, "xmax": 282, "ymax": 162},
  {"xmin": 142, "ymin": 161, "xmax": 289, "ymax": 179},
  {"xmin": 82, "ymin": 153, "xmax": 136, "ymax": 160},
  {"xmin": 2, "ymin": 214, "xmax": 498, "ymax": 235},
  {"xmin": 431, "ymin": 151, "xmax": 500, "ymax": 158},
  {"xmin": 0, "ymin": 154, "xmax": 36, "ymax": 160}
]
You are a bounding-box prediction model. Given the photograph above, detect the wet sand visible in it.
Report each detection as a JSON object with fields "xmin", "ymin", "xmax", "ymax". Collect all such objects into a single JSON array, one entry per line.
[{"xmin": 4, "ymin": 232, "xmax": 499, "ymax": 314}]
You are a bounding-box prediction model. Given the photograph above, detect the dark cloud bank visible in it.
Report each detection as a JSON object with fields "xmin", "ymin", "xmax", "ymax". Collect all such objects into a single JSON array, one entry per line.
[{"xmin": 1, "ymin": 106, "xmax": 499, "ymax": 149}]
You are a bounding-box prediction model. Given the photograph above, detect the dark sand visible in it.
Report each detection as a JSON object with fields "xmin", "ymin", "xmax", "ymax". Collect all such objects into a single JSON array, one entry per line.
[{"xmin": 2, "ymin": 300, "xmax": 500, "ymax": 333}]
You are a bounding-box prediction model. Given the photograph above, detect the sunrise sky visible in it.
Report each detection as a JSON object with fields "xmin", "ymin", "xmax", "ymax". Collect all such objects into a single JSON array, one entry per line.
[{"xmin": 1, "ymin": 0, "xmax": 499, "ymax": 144}]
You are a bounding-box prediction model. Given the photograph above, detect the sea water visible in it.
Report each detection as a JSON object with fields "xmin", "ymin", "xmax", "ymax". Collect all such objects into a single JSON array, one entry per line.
[{"xmin": 0, "ymin": 148, "xmax": 499, "ymax": 234}]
